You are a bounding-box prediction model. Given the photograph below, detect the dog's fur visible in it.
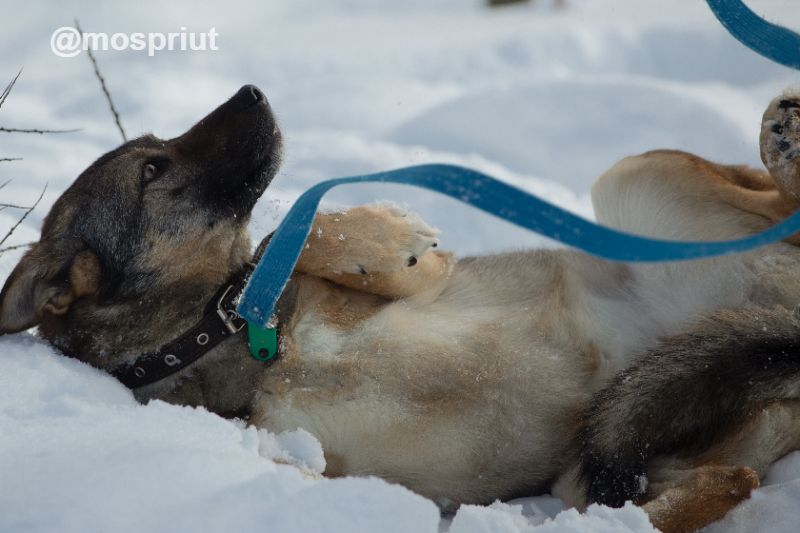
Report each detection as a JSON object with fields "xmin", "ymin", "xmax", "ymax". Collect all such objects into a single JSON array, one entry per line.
[{"xmin": 4, "ymin": 85, "xmax": 800, "ymax": 532}]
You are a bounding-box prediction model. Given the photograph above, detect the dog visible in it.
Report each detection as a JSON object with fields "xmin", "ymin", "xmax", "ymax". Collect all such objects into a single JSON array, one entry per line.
[{"xmin": 3, "ymin": 84, "xmax": 800, "ymax": 532}]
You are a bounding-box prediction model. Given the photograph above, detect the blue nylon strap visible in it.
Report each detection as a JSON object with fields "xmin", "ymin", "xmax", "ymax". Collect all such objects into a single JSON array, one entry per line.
[
  {"xmin": 238, "ymin": 2, "xmax": 800, "ymax": 327},
  {"xmin": 237, "ymin": 163, "xmax": 800, "ymax": 326},
  {"xmin": 706, "ymin": 0, "xmax": 800, "ymax": 70}
]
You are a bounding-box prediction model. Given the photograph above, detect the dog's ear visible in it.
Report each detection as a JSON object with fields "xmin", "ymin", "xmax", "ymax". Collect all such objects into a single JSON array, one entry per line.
[{"xmin": 0, "ymin": 244, "xmax": 100, "ymax": 334}]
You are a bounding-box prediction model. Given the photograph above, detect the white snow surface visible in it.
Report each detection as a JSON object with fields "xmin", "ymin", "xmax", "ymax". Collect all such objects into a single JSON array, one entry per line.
[{"xmin": 2, "ymin": 0, "xmax": 800, "ymax": 531}]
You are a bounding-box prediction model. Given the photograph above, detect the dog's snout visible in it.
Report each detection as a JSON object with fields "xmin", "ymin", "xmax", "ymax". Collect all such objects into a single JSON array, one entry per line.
[
  {"xmin": 249, "ymin": 85, "xmax": 265, "ymax": 102},
  {"xmin": 233, "ymin": 84, "xmax": 266, "ymax": 109}
]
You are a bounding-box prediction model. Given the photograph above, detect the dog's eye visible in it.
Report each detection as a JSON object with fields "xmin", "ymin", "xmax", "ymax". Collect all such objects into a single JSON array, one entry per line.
[
  {"xmin": 143, "ymin": 163, "xmax": 158, "ymax": 182},
  {"xmin": 141, "ymin": 157, "xmax": 170, "ymax": 186}
]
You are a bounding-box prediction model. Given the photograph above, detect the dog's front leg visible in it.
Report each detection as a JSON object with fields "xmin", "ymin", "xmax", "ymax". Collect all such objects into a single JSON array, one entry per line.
[{"xmin": 295, "ymin": 204, "xmax": 453, "ymax": 298}]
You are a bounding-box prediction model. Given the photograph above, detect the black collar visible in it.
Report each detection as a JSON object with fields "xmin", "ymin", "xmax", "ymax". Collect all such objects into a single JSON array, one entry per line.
[{"xmin": 110, "ymin": 264, "xmax": 260, "ymax": 389}]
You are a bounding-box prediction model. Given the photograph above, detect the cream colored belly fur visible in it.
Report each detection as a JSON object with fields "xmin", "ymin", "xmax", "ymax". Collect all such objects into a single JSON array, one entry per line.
[{"xmin": 248, "ymin": 147, "xmax": 800, "ymax": 506}]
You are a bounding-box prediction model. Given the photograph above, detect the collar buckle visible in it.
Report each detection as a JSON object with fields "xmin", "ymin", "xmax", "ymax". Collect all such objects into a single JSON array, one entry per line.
[{"xmin": 216, "ymin": 285, "xmax": 246, "ymax": 334}]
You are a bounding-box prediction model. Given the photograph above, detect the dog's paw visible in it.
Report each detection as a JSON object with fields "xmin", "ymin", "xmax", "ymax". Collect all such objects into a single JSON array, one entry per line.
[
  {"xmin": 643, "ymin": 465, "xmax": 759, "ymax": 533},
  {"xmin": 302, "ymin": 205, "xmax": 442, "ymax": 278},
  {"xmin": 347, "ymin": 203, "xmax": 440, "ymax": 275},
  {"xmin": 761, "ymin": 91, "xmax": 800, "ymax": 197},
  {"xmin": 380, "ymin": 203, "xmax": 440, "ymax": 265}
]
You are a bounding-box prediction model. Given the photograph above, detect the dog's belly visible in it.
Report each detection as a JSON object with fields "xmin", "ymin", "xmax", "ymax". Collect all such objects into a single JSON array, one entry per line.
[
  {"xmin": 251, "ymin": 262, "xmax": 592, "ymax": 504},
  {"xmin": 250, "ymin": 237, "xmax": 800, "ymax": 505},
  {"xmin": 577, "ymin": 245, "xmax": 800, "ymax": 380}
]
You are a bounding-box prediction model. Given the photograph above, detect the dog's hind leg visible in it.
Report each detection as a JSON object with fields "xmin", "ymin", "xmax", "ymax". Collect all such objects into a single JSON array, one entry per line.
[
  {"xmin": 577, "ymin": 306, "xmax": 800, "ymax": 530},
  {"xmin": 639, "ymin": 464, "xmax": 760, "ymax": 533},
  {"xmin": 640, "ymin": 399, "xmax": 800, "ymax": 533},
  {"xmin": 592, "ymin": 89, "xmax": 800, "ymax": 250},
  {"xmin": 295, "ymin": 204, "xmax": 453, "ymax": 298},
  {"xmin": 698, "ymin": 399, "xmax": 800, "ymax": 477},
  {"xmin": 554, "ymin": 459, "xmax": 761, "ymax": 533},
  {"xmin": 761, "ymin": 90, "xmax": 800, "ymax": 201}
]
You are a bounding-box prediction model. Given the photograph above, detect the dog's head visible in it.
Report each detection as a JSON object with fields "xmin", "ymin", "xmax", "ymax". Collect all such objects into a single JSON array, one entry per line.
[{"xmin": 0, "ymin": 85, "xmax": 281, "ymax": 364}]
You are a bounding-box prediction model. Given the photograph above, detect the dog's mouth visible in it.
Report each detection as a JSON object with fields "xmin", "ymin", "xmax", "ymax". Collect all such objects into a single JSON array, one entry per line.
[{"xmin": 174, "ymin": 84, "xmax": 283, "ymax": 218}]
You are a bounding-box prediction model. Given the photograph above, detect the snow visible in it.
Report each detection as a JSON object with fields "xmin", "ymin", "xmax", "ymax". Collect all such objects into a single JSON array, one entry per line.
[
  {"xmin": 449, "ymin": 502, "xmax": 657, "ymax": 533},
  {"xmin": 0, "ymin": 334, "xmax": 440, "ymax": 533},
  {"xmin": 2, "ymin": 0, "xmax": 800, "ymax": 531}
]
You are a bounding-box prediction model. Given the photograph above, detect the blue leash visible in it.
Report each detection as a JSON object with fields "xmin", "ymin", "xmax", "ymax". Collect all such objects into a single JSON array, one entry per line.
[
  {"xmin": 238, "ymin": 0, "xmax": 800, "ymax": 337},
  {"xmin": 706, "ymin": 0, "xmax": 800, "ymax": 70},
  {"xmin": 238, "ymin": 164, "xmax": 800, "ymax": 328}
]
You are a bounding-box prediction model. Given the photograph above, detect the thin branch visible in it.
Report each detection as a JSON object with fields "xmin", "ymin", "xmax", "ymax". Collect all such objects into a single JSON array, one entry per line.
[
  {"xmin": 0, "ymin": 157, "xmax": 22, "ymax": 162},
  {"xmin": 0, "ymin": 241, "xmax": 34, "ymax": 254},
  {"xmin": 0, "ymin": 183, "xmax": 46, "ymax": 251},
  {"xmin": 0, "ymin": 179, "xmax": 33, "ymax": 210},
  {"xmin": 0, "ymin": 126, "xmax": 81, "ymax": 134},
  {"xmin": 0, "ymin": 72, "xmax": 80, "ymax": 135},
  {"xmin": 75, "ymin": 20, "xmax": 127, "ymax": 142},
  {"xmin": 0, "ymin": 69, "xmax": 22, "ymax": 113}
]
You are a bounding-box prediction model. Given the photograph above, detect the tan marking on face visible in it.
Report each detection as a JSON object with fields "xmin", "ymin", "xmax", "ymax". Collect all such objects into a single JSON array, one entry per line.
[
  {"xmin": 70, "ymin": 250, "xmax": 101, "ymax": 298},
  {"xmin": 141, "ymin": 223, "xmax": 252, "ymax": 286},
  {"xmin": 42, "ymin": 292, "xmax": 72, "ymax": 316}
]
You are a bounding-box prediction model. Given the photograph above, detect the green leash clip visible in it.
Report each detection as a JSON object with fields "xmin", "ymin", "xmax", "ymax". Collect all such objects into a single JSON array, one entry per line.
[{"xmin": 247, "ymin": 322, "xmax": 278, "ymax": 362}]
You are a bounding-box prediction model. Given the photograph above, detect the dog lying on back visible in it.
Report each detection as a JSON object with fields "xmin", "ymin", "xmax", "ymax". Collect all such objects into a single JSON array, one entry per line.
[{"xmin": 3, "ymin": 85, "xmax": 800, "ymax": 532}]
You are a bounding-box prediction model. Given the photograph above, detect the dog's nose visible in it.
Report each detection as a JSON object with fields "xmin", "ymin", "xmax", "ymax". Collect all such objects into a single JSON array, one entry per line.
[
  {"xmin": 233, "ymin": 85, "xmax": 266, "ymax": 109},
  {"xmin": 246, "ymin": 85, "xmax": 265, "ymax": 103}
]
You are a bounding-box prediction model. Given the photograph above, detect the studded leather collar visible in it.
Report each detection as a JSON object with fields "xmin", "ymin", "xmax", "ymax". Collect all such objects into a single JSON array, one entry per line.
[{"xmin": 109, "ymin": 264, "xmax": 258, "ymax": 389}]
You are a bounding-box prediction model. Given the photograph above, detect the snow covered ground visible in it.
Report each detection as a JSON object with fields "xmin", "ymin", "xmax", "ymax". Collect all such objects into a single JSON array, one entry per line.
[{"xmin": 2, "ymin": 0, "xmax": 800, "ymax": 531}]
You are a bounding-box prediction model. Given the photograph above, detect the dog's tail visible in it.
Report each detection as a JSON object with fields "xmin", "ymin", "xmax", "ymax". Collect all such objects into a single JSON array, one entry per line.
[{"xmin": 578, "ymin": 305, "xmax": 800, "ymax": 507}]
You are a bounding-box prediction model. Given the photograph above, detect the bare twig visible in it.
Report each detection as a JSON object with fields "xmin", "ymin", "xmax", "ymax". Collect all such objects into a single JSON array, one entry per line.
[
  {"xmin": 75, "ymin": 19, "xmax": 127, "ymax": 142},
  {"xmin": 0, "ymin": 69, "xmax": 22, "ymax": 113},
  {"xmin": 0, "ymin": 72, "xmax": 79, "ymax": 138},
  {"xmin": 0, "ymin": 126, "xmax": 81, "ymax": 134},
  {"xmin": 0, "ymin": 183, "xmax": 47, "ymax": 252},
  {"xmin": 0, "ymin": 75, "xmax": 58, "ymax": 257},
  {"xmin": 0, "ymin": 241, "xmax": 34, "ymax": 254},
  {"xmin": 0, "ymin": 178, "xmax": 35, "ymax": 210}
]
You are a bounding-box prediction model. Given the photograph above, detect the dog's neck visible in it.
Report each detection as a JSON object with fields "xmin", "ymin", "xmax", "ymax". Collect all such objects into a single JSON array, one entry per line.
[
  {"xmin": 123, "ymin": 272, "xmax": 269, "ymax": 419},
  {"xmin": 134, "ymin": 332, "xmax": 266, "ymax": 419},
  {"xmin": 39, "ymin": 233, "xmax": 292, "ymax": 420},
  {"xmin": 138, "ymin": 275, "xmax": 300, "ymax": 419},
  {"xmin": 40, "ymin": 268, "xmax": 266, "ymax": 420}
]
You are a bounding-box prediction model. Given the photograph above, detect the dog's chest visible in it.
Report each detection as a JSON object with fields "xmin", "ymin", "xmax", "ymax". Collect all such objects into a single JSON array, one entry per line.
[{"xmin": 291, "ymin": 312, "xmax": 348, "ymax": 363}]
